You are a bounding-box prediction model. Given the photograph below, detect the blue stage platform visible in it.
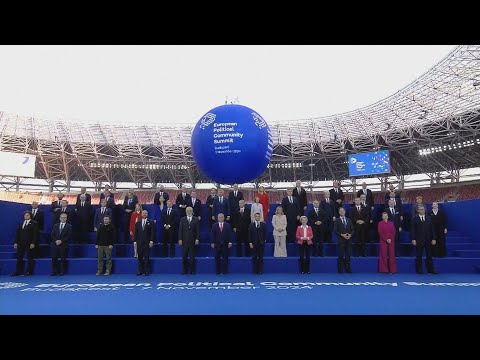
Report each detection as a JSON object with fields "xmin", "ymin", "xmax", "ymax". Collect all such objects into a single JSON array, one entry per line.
[{"xmin": 1, "ymin": 199, "xmax": 479, "ymax": 275}]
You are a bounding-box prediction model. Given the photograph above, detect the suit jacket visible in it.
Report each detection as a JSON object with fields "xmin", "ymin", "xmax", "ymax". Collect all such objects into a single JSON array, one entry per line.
[
  {"xmin": 234, "ymin": 207, "xmax": 251, "ymax": 233},
  {"xmin": 189, "ymin": 197, "xmax": 202, "ymax": 218},
  {"xmin": 15, "ymin": 220, "xmax": 39, "ymax": 246},
  {"xmin": 411, "ymin": 215, "xmax": 435, "ymax": 243},
  {"xmin": 134, "ymin": 219, "xmax": 155, "ymax": 245},
  {"xmin": 213, "ymin": 196, "xmax": 230, "ymax": 218},
  {"xmin": 175, "ymin": 193, "xmax": 191, "ymax": 214},
  {"xmin": 307, "ymin": 207, "xmax": 327, "ymax": 229},
  {"xmin": 281, "ymin": 196, "xmax": 301, "ymax": 221},
  {"xmin": 296, "ymin": 225, "xmax": 313, "ymax": 245},
  {"xmin": 386, "ymin": 206, "xmax": 402, "ymax": 229},
  {"xmin": 429, "ymin": 209, "xmax": 447, "ymax": 233},
  {"xmin": 54, "ymin": 207, "xmax": 72, "ymax": 224},
  {"xmin": 51, "ymin": 200, "xmax": 63, "ymax": 213},
  {"xmin": 206, "ymin": 195, "xmax": 216, "ymax": 218},
  {"xmin": 210, "ymin": 222, "xmax": 233, "ymax": 245},
  {"xmin": 378, "ymin": 220, "xmax": 396, "ymax": 244},
  {"xmin": 248, "ymin": 222, "xmax": 267, "ymax": 245},
  {"xmin": 76, "ymin": 193, "xmax": 92, "ymax": 206},
  {"xmin": 75, "ymin": 201, "xmax": 92, "ymax": 223},
  {"xmin": 228, "ymin": 190, "xmax": 244, "ymax": 215},
  {"xmin": 100, "ymin": 192, "xmax": 115, "ymax": 205},
  {"xmin": 329, "ymin": 188, "xmax": 344, "ymax": 207},
  {"xmin": 334, "ymin": 217, "xmax": 354, "ymax": 237},
  {"xmin": 178, "ymin": 216, "xmax": 200, "ymax": 246},
  {"xmin": 51, "ymin": 222, "xmax": 72, "ymax": 245},
  {"xmin": 153, "ymin": 191, "xmax": 170, "ymax": 205},
  {"xmin": 385, "ymin": 192, "xmax": 402, "ymax": 206},
  {"xmin": 94, "ymin": 207, "xmax": 112, "ymax": 229},
  {"xmin": 320, "ymin": 199, "xmax": 336, "ymax": 220},
  {"xmin": 350, "ymin": 205, "xmax": 370, "ymax": 225},
  {"xmin": 292, "ymin": 187, "xmax": 308, "ymax": 209},
  {"xmin": 31, "ymin": 209, "xmax": 44, "ymax": 231},
  {"xmin": 161, "ymin": 207, "xmax": 177, "ymax": 228},
  {"xmin": 357, "ymin": 188, "xmax": 374, "ymax": 208},
  {"xmin": 123, "ymin": 196, "xmax": 139, "ymax": 214}
]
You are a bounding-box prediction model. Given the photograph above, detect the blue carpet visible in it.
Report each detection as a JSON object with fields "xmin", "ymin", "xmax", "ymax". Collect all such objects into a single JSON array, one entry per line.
[{"xmin": 1, "ymin": 273, "xmax": 480, "ymax": 315}]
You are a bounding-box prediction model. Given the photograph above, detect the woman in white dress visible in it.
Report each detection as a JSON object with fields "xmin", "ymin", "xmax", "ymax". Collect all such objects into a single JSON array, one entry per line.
[
  {"xmin": 272, "ymin": 206, "xmax": 287, "ymax": 257},
  {"xmin": 250, "ymin": 196, "xmax": 264, "ymax": 223}
]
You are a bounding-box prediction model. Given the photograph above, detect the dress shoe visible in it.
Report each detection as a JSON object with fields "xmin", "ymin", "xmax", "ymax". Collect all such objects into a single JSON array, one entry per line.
[
  {"xmin": 306, "ymin": 272, "xmax": 311, "ymax": 274},
  {"xmin": 24, "ymin": 272, "xmax": 31, "ymax": 276},
  {"xmin": 59, "ymin": 273, "xmax": 64, "ymax": 276},
  {"xmin": 428, "ymin": 271, "xmax": 438, "ymax": 274},
  {"xmin": 215, "ymin": 272, "xmax": 221, "ymax": 275},
  {"xmin": 104, "ymin": 272, "xmax": 110, "ymax": 276},
  {"xmin": 96, "ymin": 271, "xmax": 102, "ymax": 276},
  {"xmin": 143, "ymin": 272, "xmax": 149, "ymax": 276},
  {"xmin": 50, "ymin": 273, "xmax": 57, "ymax": 276},
  {"xmin": 301, "ymin": 271, "xmax": 305, "ymax": 274},
  {"xmin": 190, "ymin": 271, "xmax": 196, "ymax": 274},
  {"xmin": 136, "ymin": 272, "xmax": 143, "ymax": 276},
  {"xmin": 11, "ymin": 272, "xmax": 19, "ymax": 277},
  {"xmin": 346, "ymin": 270, "xmax": 352, "ymax": 273}
]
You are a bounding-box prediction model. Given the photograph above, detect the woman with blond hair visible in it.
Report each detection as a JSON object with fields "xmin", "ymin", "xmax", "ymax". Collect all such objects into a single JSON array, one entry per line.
[
  {"xmin": 272, "ymin": 206, "xmax": 287, "ymax": 257},
  {"xmin": 250, "ymin": 196, "xmax": 264, "ymax": 223}
]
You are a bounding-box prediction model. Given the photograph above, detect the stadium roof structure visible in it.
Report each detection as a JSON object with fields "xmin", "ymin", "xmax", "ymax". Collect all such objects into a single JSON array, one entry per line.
[{"xmin": 1, "ymin": 45, "xmax": 480, "ymax": 188}]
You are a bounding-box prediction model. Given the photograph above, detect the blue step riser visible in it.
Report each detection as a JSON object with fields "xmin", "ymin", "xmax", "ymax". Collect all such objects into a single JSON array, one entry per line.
[{"xmin": 2, "ymin": 257, "xmax": 479, "ymax": 275}]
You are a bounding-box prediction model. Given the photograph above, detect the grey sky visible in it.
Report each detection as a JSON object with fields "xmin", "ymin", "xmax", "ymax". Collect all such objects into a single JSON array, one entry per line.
[{"xmin": 0, "ymin": 45, "xmax": 455, "ymax": 125}]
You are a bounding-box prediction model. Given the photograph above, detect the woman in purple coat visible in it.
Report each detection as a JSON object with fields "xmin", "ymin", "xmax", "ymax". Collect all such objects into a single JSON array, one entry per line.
[{"xmin": 378, "ymin": 211, "xmax": 397, "ymax": 273}]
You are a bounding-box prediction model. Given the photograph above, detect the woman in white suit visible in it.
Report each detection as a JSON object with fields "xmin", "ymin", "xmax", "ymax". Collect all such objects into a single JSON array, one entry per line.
[
  {"xmin": 250, "ymin": 196, "xmax": 264, "ymax": 223},
  {"xmin": 272, "ymin": 206, "xmax": 287, "ymax": 257}
]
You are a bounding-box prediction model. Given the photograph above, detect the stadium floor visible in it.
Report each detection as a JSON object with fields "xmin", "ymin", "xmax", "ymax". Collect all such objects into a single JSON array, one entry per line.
[{"xmin": 1, "ymin": 273, "xmax": 480, "ymax": 315}]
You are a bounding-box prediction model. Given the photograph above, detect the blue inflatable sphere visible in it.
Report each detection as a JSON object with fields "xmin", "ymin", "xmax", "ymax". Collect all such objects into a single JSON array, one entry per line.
[{"xmin": 191, "ymin": 104, "xmax": 272, "ymax": 184}]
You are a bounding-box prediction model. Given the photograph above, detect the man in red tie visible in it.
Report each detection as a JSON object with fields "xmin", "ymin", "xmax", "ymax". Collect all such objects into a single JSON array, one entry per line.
[{"xmin": 211, "ymin": 213, "xmax": 233, "ymax": 274}]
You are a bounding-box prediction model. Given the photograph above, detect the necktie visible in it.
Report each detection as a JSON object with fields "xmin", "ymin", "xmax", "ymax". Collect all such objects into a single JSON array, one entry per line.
[
  {"xmin": 106, "ymin": 197, "xmax": 109, "ymax": 202},
  {"xmin": 220, "ymin": 223, "xmax": 223, "ymax": 232},
  {"xmin": 23, "ymin": 221, "xmax": 27, "ymax": 229},
  {"xmin": 256, "ymin": 222, "xmax": 259, "ymax": 228},
  {"xmin": 342, "ymin": 217, "xmax": 346, "ymax": 227},
  {"xmin": 241, "ymin": 209, "xmax": 243, "ymax": 214},
  {"xmin": 315, "ymin": 208, "xmax": 318, "ymax": 215},
  {"xmin": 160, "ymin": 192, "xmax": 163, "ymax": 196},
  {"xmin": 82, "ymin": 202, "xmax": 84, "ymax": 207},
  {"xmin": 62, "ymin": 208, "xmax": 65, "ymax": 212},
  {"xmin": 60, "ymin": 223, "xmax": 64, "ymax": 232},
  {"xmin": 220, "ymin": 197, "xmax": 223, "ymax": 203},
  {"xmin": 336, "ymin": 189, "xmax": 338, "ymax": 193},
  {"xmin": 168, "ymin": 209, "xmax": 171, "ymax": 216},
  {"xmin": 357, "ymin": 206, "xmax": 360, "ymax": 212},
  {"xmin": 188, "ymin": 217, "xmax": 191, "ymax": 223},
  {"xmin": 32, "ymin": 209, "xmax": 36, "ymax": 216},
  {"xmin": 421, "ymin": 216, "xmax": 424, "ymax": 222},
  {"xmin": 128, "ymin": 199, "xmax": 131, "ymax": 205},
  {"xmin": 391, "ymin": 208, "xmax": 394, "ymax": 214},
  {"xmin": 102, "ymin": 208, "xmax": 104, "ymax": 214},
  {"xmin": 235, "ymin": 191, "xmax": 237, "ymax": 197},
  {"xmin": 289, "ymin": 196, "xmax": 292, "ymax": 203},
  {"xmin": 142, "ymin": 220, "xmax": 145, "ymax": 230}
]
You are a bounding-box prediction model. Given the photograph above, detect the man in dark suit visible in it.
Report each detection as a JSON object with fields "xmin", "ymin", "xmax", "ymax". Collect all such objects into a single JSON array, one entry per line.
[
  {"xmin": 51, "ymin": 213, "xmax": 72, "ymax": 276},
  {"xmin": 206, "ymin": 188, "xmax": 217, "ymax": 229},
  {"xmin": 122, "ymin": 190, "xmax": 138, "ymax": 243},
  {"xmin": 385, "ymin": 183, "xmax": 401, "ymax": 206},
  {"xmin": 76, "ymin": 187, "xmax": 92, "ymax": 206},
  {"xmin": 189, "ymin": 190, "xmax": 202, "ymax": 221},
  {"xmin": 411, "ymin": 206, "xmax": 437, "ymax": 274},
  {"xmin": 248, "ymin": 212, "xmax": 267, "ymax": 274},
  {"xmin": 176, "ymin": 186, "xmax": 191, "ymax": 219},
  {"xmin": 430, "ymin": 202, "xmax": 448, "ymax": 257},
  {"xmin": 94, "ymin": 199, "xmax": 112, "ymax": 231},
  {"xmin": 31, "ymin": 201, "xmax": 44, "ymax": 231},
  {"xmin": 75, "ymin": 194, "xmax": 92, "ymax": 244},
  {"xmin": 350, "ymin": 197, "xmax": 370, "ymax": 257},
  {"xmin": 211, "ymin": 213, "xmax": 233, "ymax": 274},
  {"xmin": 308, "ymin": 200, "xmax": 327, "ymax": 257},
  {"xmin": 54, "ymin": 200, "xmax": 72, "ymax": 225},
  {"xmin": 320, "ymin": 191, "xmax": 336, "ymax": 243},
  {"xmin": 161, "ymin": 200, "xmax": 177, "ymax": 257},
  {"xmin": 51, "ymin": 192, "xmax": 64, "ymax": 226},
  {"xmin": 12, "ymin": 211, "xmax": 38, "ymax": 276},
  {"xmin": 334, "ymin": 207, "xmax": 354, "ymax": 273},
  {"xmin": 357, "ymin": 182, "xmax": 374, "ymax": 211},
  {"xmin": 153, "ymin": 184, "xmax": 170, "ymax": 205},
  {"xmin": 134, "ymin": 210, "xmax": 155, "ymax": 276},
  {"xmin": 178, "ymin": 207, "xmax": 200, "ymax": 274},
  {"xmin": 281, "ymin": 189, "xmax": 301, "ymax": 243},
  {"xmin": 329, "ymin": 181, "xmax": 344, "ymax": 217},
  {"xmin": 293, "ymin": 180, "xmax": 308, "ymax": 212},
  {"xmin": 212, "ymin": 188, "xmax": 230, "ymax": 222},
  {"xmin": 99, "ymin": 185, "xmax": 114, "ymax": 205},
  {"xmin": 386, "ymin": 198, "xmax": 403, "ymax": 256},
  {"xmin": 95, "ymin": 215, "xmax": 116, "ymax": 276},
  {"xmin": 233, "ymin": 199, "xmax": 251, "ymax": 257},
  {"xmin": 228, "ymin": 184, "xmax": 244, "ymax": 220}
]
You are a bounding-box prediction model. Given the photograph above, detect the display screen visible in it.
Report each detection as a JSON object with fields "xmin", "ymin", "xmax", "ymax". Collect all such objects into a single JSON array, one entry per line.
[
  {"xmin": 348, "ymin": 150, "xmax": 390, "ymax": 177},
  {"xmin": 0, "ymin": 151, "xmax": 36, "ymax": 178}
]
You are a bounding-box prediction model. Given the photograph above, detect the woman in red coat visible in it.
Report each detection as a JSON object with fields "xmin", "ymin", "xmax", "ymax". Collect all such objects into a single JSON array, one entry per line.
[
  {"xmin": 257, "ymin": 186, "xmax": 270, "ymax": 222},
  {"xmin": 296, "ymin": 216, "xmax": 313, "ymax": 274},
  {"xmin": 129, "ymin": 204, "xmax": 143, "ymax": 258},
  {"xmin": 378, "ymin": 211, "xmax": 397, "ymax": 273}
]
